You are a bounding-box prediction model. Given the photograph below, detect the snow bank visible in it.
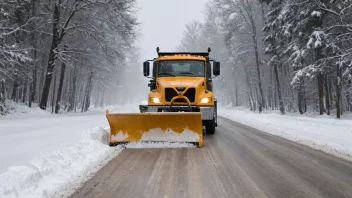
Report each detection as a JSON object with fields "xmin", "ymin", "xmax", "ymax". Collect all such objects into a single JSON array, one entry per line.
[
  {"xmin": 3, "ymin": 100, "xmax": 48, "ymax": 115},
  {"xmin": 219, "ymin": 108, "xmax": 352, "ymax": 161},
  {"xmin": 0, "ymin": 105, "xmax": 139, "ymax": 173},
  {"xmin": 0, "ymin": 127, "xmax": 122, "ymax": 198}
]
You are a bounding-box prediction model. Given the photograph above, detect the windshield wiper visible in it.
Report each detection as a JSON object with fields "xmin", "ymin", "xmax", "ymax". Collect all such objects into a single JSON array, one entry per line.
[
  {"xmin": 179, "ymin": 72, "xmax": 196, "ymax": 77},
  {"xmin": 158, "ymin": 72, "xmax": 176, "ymax": 77}
]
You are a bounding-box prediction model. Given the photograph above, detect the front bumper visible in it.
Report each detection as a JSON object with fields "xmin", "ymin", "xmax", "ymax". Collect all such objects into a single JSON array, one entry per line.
[{"xmin": 139, "ymin": 105, "xmax": 215, "ymax": 120}]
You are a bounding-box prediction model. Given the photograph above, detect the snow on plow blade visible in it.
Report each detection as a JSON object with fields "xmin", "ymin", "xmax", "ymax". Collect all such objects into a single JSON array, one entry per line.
[{"xmin": 106, "ymin": 110, "xmax": 203, "ymax": 147}]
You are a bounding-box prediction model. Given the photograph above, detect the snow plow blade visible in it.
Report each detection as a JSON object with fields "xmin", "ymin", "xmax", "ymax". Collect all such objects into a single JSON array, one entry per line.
[{"xmin": 106, "ymin": 110, "xmax": 203, "ymax": 147}]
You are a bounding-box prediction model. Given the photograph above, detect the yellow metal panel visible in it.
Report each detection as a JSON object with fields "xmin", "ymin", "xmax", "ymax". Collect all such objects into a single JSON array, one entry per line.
[{"xmin": 106, "ymin": 110, "xmax": 203, "ymax": 147}]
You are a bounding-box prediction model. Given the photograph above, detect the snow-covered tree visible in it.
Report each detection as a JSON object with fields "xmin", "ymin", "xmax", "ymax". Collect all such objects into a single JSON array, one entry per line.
[
  {"xmin": 0, "ymin": 0, "xmax": 139, "ymax": 115},
  {"xmin": 175, "ymin": 0, "xmax": 352, "ymax": 118},
  {"xmin": 263, "ymin": 0, "xmax": 352, "ymax": 118}
]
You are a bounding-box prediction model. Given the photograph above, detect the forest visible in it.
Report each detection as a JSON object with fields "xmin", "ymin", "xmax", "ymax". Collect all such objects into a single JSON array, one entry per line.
[
  {"xmin": 1, "ymin": 0, "xmax": 352, "ymax": 119},
  {"xmin": 0, "ymin": 0, "xmax": 139, "ymax": 115},
  {"xmin": 177, "ymin": 0, "xmax": 352, "ymax": 118}
]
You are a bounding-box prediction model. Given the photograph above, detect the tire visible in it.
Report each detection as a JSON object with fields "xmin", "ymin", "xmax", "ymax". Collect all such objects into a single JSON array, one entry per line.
[{"xmin": 205, "ymin": 119, "xmax": 216, "ymax": 134}]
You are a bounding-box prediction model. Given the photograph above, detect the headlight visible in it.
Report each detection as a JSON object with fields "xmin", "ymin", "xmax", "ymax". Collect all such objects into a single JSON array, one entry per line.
[
  {"xmin": 151, "ymin": 97, "xmax": 161, "ymax": 103},
  {"xmin": 200, "ymin": 97, "xmax": 211, "ymax": 103}
]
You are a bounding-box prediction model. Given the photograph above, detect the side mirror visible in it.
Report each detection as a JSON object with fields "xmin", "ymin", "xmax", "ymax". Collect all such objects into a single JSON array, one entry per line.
[
  {"xmin": 143, "ymin": 61, "xmax": 150, "ymax": 77},
  {"xmin": 213, "ymin": 61, "xmax": 220, "ymax": 76}
]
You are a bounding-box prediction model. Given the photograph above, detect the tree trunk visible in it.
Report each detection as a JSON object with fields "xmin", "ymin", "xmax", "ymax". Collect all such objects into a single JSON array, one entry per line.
[
  {"xmin": 347, "ymin": 80, "xmax": 352, "ymax": 112},
  {"xmin": 298, "ymin": 83, "xmax": 303, "ymax": 114},
  {"xmin": 38, "ymin": 64, "xmax": 44, "ymax": 103},
  {"xmin": 228, "ymin": 83, "xmax": 235, "ymax": 107},
  {"xmin": 82, "ymin": 72, "xmax": 93, "ymax": 112},
  {"xmin": 274, "ymin": 62, "xmax": 284, "ymax": 114},
  {"xmin": 273, "ymin": 76, "xmax": 277, "ymax": 109},
  {"xmin": 85, "ymin": 72, "xmax": 93, "ymax": 111},
  {"xmin": 298, "ymin": 81, "xmax": 306, "ymax": 115},
  {"xmin": 18, "ymin": 85, "xmax": 23, "ymax": 103},
  {"xmin": 22, "ymin": 77, "xmax": 28, "ymax": 104},
  {"xmin": 30, "ymin": 0, "xmax": 37, "ymax": 105},
  {"xmin": 55, "ymin": 56, "xmax": 67, "ymax": 114},
  {"xmin": 31, "ymin": 53, "xmax": 37, "ymax": 104},
  {"xmin": 235, "ymin": 83, "xmax": 239, "ymax": 107},
  {"xmin": 52, "ymin": 69, "xmax": 57, "ymax": 113},
  {"xmin": 317, "ymin": 73, "xmax": 325, "ymax": 115},
  {"xmin": 39, "ymin": 1, "xmax": 60, "ymax": 110},
  {"xmin": 68, "ymin": 66, "xmax": 77, "ymax": 112},
  {"xmin": 251, "ymin": 19, "xmax": 265, "ymax": 112},
  {"xmin": 303, "ymin": 86, "xmax": 307, "ymax": 113},
  {"xmin": 29, "ymin": 80, "xmax": 33, "ymax": 107},
  {"xmin": 244, "ymin": 67, "xmax": 254, "ymax": 111},
  {"xmin": 99, "ymin": 89, "xmax": 104, "ymax": 107},
  {"xmin": 260, "ymin": 1, "xmax": 265, "ymax": 23},
  {"xmin": 268, "ymin": 67, "xmax": 273, "ymax": 110},
  {"xmin": 313, "ymin": 7, "xmax": 325, "ymax": 115},
  {"xmin": 0, "ymin": 80, "xmax": 5, "ymax": 115},
  {"xmin": 336, "ymin": 65, "xmax": 341, "ymax": 118},
  {"xmin": 314, "ymin": 90, "xmax": 318, "ymax": 112},
  {"xmin": 329, "ymin": 78, "xmax": 334, "ymax": 108},
  {"xmin": 324, "ymin": 74, "xmax": 330, "ymax": 115},
  {"xmin": 230, "ymin": 89, "xmax": 235, "ymax": 107},
  {"xmin": 11, "ymin": 79, "xmax": 20, "ymax": 101}
]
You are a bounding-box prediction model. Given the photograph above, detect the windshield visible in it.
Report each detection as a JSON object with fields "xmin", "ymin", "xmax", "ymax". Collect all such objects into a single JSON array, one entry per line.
[{"xmin": 158, "ymin": 60, "xmax": 205, "ymax": 77}]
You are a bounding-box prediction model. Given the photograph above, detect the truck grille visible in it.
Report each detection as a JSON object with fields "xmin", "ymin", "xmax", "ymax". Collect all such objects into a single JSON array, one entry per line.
[
  {"xmin": 165, "ymin": 88, "xmax": 196, "ymax": 103},
  {"xmin": 184, "ymin": 88, "xmax": 196, "ymax": 102}
]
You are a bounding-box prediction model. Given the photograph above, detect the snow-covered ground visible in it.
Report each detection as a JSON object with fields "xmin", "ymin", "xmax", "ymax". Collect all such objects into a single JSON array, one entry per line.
[
  {"xmin": 2, "ymin": 104, "xmax": 352, "ymax": 198},
  {"xmin": 0, "ymin": 105, "xmax": 137, "ymax": 173},
  {"xmin": 0, "ymin": 104, "xmax": 195, "ymax": 198},
  {"xmin": 219, "ymin": 107, "xmax": 352, "ymax": 161},
  {"xmin": 0, "ymin": 105, "xmax": 137, "ymax": 197},
  {"xmin": 0, "ymin": 127, "xmax": 123, "ymax": 198}
]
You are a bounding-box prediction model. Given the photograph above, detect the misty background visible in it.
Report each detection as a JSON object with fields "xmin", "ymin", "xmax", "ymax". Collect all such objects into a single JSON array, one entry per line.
[
  {"xmin": 122, "ymin": 0, "xmax": 211, "ymax": 105},
  {"xmin": 1, "ymin": 0, "xmax": 352, "ymax": 118}
]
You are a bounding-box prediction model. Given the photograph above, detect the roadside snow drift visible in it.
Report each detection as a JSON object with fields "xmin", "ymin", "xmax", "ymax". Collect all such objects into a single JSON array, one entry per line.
[
  {"xmin": 0, "ymin": 105, "xmax": 140, "ymax": 173},
  {"xmin": 219, "ymin": 108, "xmax": 352, "ymax": 161},
  {"xmin": 0, "ymin": 127, "xmax": 123, "ymax": 198}
]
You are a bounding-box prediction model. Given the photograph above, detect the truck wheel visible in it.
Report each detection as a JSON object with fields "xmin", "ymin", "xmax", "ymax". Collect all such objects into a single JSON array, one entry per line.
[{"xmin": 205, "ymin": 119, "xmax": 216, "ymax": 134}]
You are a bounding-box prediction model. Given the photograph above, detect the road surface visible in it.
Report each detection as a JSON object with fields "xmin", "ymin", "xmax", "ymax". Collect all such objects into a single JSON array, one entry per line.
[{"xmin": 72, "ymin": 117, "xmax": 352, "ymax": 198}]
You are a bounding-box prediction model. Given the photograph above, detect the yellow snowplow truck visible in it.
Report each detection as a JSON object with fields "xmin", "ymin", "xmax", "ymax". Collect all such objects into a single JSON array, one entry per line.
[{"xmin": 106, "ymin": 48, "xmax": 220, "ymax": 148}]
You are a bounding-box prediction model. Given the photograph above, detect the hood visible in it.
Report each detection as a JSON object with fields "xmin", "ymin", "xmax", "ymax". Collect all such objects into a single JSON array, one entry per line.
[{"xmin": 157, "ymin": 77, "xmax": 204, "ymax": 88}]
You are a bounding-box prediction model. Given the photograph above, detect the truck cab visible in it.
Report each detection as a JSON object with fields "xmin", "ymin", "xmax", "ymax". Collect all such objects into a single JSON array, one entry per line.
[{"xmin": 140, "ymin": 48, "xmax": 220, "ymax": 134}]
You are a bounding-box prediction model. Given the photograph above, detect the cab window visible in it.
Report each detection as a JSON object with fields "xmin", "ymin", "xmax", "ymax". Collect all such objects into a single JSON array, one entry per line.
[{"xmin": 158, "ymin": 60, "xmax": 205, "ymax": 77}]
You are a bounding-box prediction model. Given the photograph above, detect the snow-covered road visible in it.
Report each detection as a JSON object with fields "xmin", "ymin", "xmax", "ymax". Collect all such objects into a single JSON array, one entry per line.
[{"xmin": 72, "ymin": 116, "xmax": 352, "ymax": 198}]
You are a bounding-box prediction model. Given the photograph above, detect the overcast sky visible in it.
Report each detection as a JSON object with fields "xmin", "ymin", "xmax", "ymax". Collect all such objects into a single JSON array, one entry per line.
[{"xmin": 136, "ymin": 0, "xmax": 209, "ymax": 60}]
